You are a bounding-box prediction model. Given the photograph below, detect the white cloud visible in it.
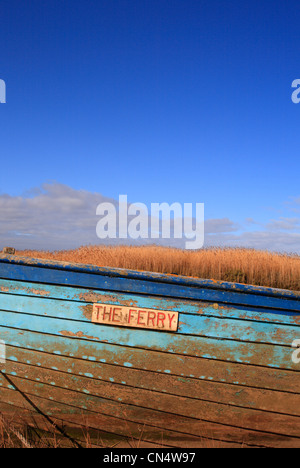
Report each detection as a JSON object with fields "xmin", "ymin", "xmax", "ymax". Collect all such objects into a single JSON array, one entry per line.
[
  {"xmin": 0, "ymin": 182, "xmax": 299, "ymax": 253},
  {"xmin": 266, "ymin": 217, "xmax": 300, "ymax": 231},
  {"xmin": 205, "ymin": 230, "xmax": 300, "ymax": 253},
  {"xmin": 204, "ymin": 218, "xmax": 239, "ymax": 234},
  {"xmin": 0, "ymin": 183, "xmax": 114, "ymax": 250}
]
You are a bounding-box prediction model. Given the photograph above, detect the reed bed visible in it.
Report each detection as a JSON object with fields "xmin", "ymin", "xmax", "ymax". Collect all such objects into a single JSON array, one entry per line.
[{"xmin": 16, "ymin": 245, "xmax": 300, "ymax": 291}]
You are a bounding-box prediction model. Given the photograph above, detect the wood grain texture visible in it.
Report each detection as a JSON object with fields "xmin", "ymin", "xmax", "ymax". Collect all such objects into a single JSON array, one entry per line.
[{"xmin": 0, "ymin": 255, "xmax": 299, "ymax": 447}]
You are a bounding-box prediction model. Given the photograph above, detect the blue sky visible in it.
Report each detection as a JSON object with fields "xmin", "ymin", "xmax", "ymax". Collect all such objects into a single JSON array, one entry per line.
[{"xmin": 0, "ymin": 1, "xmax": 300, "ymax": 252}]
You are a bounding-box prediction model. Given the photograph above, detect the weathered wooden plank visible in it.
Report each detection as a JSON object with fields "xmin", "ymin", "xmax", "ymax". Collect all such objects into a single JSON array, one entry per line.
[
  {"xmin": 0, "ymin": 310, "xmax": 297, "ymax": 370},
  {"xmin": 1, "ymin": 326, "xmax": 299, "ymax": 393},
  {"xmin": 0, "ymin": 399, "xmax": 173, "ymax": 449},
  {"xmin": 0, "ymin": 293, "xmax": 299, "ymax": 347},
  {"xmin": 1, "ymin": 278, "xmax": 299, "ymax": 326},
  {"xmin": 1, "ymin": 372, "xmax": 300, "ymax": 444},
  {"xmin": 1, "ymin": 256, "xmax": 299, "ymax": 448},
  {"xmin": 0, "ymin": 261, "xmax": 299, "ymax": 311},
  {"xmin": 0, "ymin": 378, "xmax": 299, "ymax": 448},
  {"xmin": 0, "ymin": 400, "xmax": 108, "ymax": 448},
  {"xmin": 0, "ymin": 389, "xmax": 256, "ymax": 448},
  {"xmin": 2, "ymin": 350, "xmax": 300, "ymax": 417},
  {"xmin": 0, "ymin": 292, "xmax": 299, "ymax": 347}
]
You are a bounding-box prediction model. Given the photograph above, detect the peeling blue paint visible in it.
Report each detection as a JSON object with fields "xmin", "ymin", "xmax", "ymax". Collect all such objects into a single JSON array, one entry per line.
[{"xmin": 0, "ymin": 254, "xmax": 299, "ymax": 447}]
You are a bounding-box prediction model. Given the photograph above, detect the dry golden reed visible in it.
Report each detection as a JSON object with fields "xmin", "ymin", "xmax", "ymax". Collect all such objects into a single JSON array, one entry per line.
[{"xmin": 16, "ymin": 245, "xmax": 300, "ymax": 291}]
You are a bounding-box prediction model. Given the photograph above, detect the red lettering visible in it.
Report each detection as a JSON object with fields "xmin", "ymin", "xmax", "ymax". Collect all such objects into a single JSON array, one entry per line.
[
  {"xmin": 128, "ymin": 309, "xmax": 136, "ymax": 324},
  {"xmin": 112, "ymin": 307, "xmax": 121, "ymax": 322},
  {"xmin": 147, "ymin": 311, "xmax": 156, "ymax": 327},
  {"xmin": 94, "ymin": 305, "xmax": 103, "ymax": 321},
  {"xmin": 102, "ymin": 306, "xmax": 112, "ymax": 321},
  {"xmin": 157, "ymin": 312, "xmax": 166, "ymax": 328},
  {"xmin": 94, "ymin": 304, "xmax": 177, "ymax": 330},
  {"xmin": 137, "ymin": 310, "xmax": 145, "ymax": 325},
  {"xmin": 168, "ymin": 313, "xmax": 175, "ymax": 328}
]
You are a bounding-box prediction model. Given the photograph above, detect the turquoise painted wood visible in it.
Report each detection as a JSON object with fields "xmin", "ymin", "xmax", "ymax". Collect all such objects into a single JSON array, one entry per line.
[{"xmin": 0, "ymin": 253, "xmax": 299, "ymax": 448}]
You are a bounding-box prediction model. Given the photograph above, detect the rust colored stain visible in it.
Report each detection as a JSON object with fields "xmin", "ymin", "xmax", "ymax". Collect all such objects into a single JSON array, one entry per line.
[
  {"xmin": 196, "ymin": 303, "xmax": 229, "ymax": 314},
  {"xmin": 26, "ymin": 288, "xmax": 50, "ymax": 297},
  {"xmin": 78, "ymin": 292, "xmax": 122, "ymax": 304},
  {"xmin": 1, "ymin": 284, "xmax": 50, "ymax": 297},
  {"xmin": 59, "ymin": 330, "xmax": 100, "ymax": 341},
  {"xmin": 81, "ymin": 304, "xmax": 93, "ymax": 320},
  {"xmin": 78, "ymin": 292, "xmax": 140, "ymax": 308},
  {"xmin": 78, "ymin": 291, "xmax": 191, "ymax": 314}
]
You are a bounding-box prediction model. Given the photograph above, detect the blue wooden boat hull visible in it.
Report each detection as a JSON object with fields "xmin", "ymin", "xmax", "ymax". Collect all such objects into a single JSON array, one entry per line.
[{"xmin": 0, "ymin": 254, "xmax": 299, "ymax": 448}]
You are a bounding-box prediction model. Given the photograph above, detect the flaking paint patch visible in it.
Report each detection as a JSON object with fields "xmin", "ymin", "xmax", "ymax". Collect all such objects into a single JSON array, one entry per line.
[
  {"xmin": 59, "ymin": 330, "xmax": 100, "ymax": 341},
  {"xmin": 78, "ymin": 292, "xmax": 126, "ymax": 304},
  {"xmin": 27, "ymin": 288, "xmax": 50, "ymax": 297},
  {"xmin": 81, "ymin": 304, "xmax": 93, "ymax": 320},
  {"xmin": 1, "ymin": 283, "xmax": 51, "ymax": 297},
  {"xmin": 196, "ymin": 303, "xmax": 230, "ymax": 315}
]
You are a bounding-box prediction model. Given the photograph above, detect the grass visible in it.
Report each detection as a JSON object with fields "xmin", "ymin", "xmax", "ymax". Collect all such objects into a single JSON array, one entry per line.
[
  {"xmin": 0, "ymin": 414, "xmax": 243, "ymax": 448},
  {"xmin": 16, "ymin": 245, "xmax": 300, "ymax": 291},
  {"xmin": 0, "ymin": 414, "xmax": 65, "ymax": 448},
  {"xmin": 0, "ymin": 412, "xmax": 132, "ymax": 448}
]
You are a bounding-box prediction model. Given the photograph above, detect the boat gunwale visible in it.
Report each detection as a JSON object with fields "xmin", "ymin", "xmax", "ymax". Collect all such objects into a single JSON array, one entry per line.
[{"xmin": 0, "ymin": 253, "xmax": 299, "ymax": 300}]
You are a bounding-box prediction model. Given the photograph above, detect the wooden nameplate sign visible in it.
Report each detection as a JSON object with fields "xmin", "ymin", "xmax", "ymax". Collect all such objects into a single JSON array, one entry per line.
[{"xmin": 92, "ymin": 303, "xmax": 179, "ymax": 332}]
